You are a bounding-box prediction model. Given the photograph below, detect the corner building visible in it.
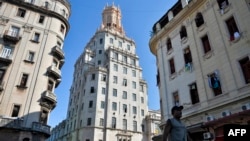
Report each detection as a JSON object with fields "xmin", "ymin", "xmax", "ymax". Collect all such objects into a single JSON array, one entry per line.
[
  {"xmin": 49, "ymin": 4, "xmax": 149, "ymax": 141},
  {"xmin": 149, "ymin": 0, "xmax": 250, "ymax": 141},
  {"xmin": 0, "ymin": 0, "xmax": 70, "ymax": 141}
]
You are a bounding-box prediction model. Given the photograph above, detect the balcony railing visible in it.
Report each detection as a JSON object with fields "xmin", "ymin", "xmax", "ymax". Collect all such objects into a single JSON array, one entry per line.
[
  {"xmin": 47, "ymin": 65, "xmax": 61, "ymax": 79},
  {"xmin": 3, "ymin": 30, "xmax": 21, "ymax": 44},
  {"xmin": 42, "ymin": 90, "xmax": 57, "ymax": 104},
  {"xmin": 0, "ymin": 116, "xmax": 24, "ymax": 129},
  {"xmin": 52, "ymin": 45, "xmax": 65, "ymax": 60},
  {"xmin": 32, "ymin": 122, "xmax": 51, "ymax": 136}
]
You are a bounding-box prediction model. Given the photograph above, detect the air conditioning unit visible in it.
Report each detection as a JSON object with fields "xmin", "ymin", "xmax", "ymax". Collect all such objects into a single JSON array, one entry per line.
[
  {"xmin": 222, "ymin": 110, "xmax": 231, "ymax": 117},
  {"xmin": 206, "ymin": 115, "xmax": 215, "ymax": 121},
  {"xmin": 242, "ymin": 103, "xmax": 250, "ymax": 111},
  {"xmin": 203, "ymin": 132, "xmax": 213, "ymax": 140}
]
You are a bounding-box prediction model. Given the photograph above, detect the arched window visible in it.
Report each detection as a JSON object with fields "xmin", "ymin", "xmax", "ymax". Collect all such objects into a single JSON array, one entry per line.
[
  {"xmin": 180, "ymin": 26, "xmax": 187, "ymax": 39},
  {"xmin": 195, "ymin": 12, "xmax": 204, "ymax": 27}
]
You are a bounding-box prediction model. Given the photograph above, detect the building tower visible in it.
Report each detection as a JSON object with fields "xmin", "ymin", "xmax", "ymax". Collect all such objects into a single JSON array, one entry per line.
[
  {"xmin": 51, "ymin": 4, "xmax": 149, "ymax": 141},
  {"xmin": 0, "ymin": 0, "xmax": 70, "ymax": 141}
]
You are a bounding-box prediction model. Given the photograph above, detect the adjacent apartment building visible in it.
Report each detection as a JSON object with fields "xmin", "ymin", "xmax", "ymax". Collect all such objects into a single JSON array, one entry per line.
[
  {"xmin": 47, "ymin": 4, "xmax": 149, "ymax": 141},
  {"xmin": 149, "ymin": 0, "xmax": 250, "ymax": 141},
  {"xmin": 0, "ymin": 0, "xmax": 70, "ymax": 141}
]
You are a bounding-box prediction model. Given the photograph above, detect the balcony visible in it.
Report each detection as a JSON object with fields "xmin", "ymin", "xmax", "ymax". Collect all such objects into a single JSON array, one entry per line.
[
  {"xmin": 0, "ymin": 54, "xmax": 12, "ymax": 65},
  {"xmin": 41, "ymin": 90, "xmax": 57, "ymax": 110},
  {"xmin": 32, "ymin": 122, "xmax": 51, "ymax": 136},
  {"xmin": 52, "ymin": 45, "xmax": 65, "ymax": 60},
  {"xmin": 47, "ymin": 65, "xmax": 61, "ymax": 79},
  {"xmin": 0, "ymin": 116, "xmax": 24, "ymax": 130},
  {"xmin": 3, "ymin": 30, "xmax": 21, "ymax": 44}
]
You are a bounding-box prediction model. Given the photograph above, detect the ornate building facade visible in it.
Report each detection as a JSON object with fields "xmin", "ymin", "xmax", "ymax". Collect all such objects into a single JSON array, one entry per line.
[
  {"xmin": 0, "ymin": 0, "xmax": 70, "ymax": 141},
  {"xmin": 48, "ymin": 4, "xmax": 149, "ymax": 141},
  {"xmin": 149, "ymin": 0, "xmax": 250, "ymax": 141}
]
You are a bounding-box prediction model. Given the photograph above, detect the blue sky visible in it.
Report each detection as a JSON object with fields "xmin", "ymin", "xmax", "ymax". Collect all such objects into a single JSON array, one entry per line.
[{"xmin": 49, "ymin": 0, "xmax": 177, "ymax": 127}]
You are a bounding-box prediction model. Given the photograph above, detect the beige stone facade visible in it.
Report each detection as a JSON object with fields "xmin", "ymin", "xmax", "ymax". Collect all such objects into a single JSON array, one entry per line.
[
  {"xmin": 149, "ymin": 0, "xmax": 250, "ymax": 141},
  {"xmin": 0, "ymin": 0, "xmax": 70, "ymax": 141}
]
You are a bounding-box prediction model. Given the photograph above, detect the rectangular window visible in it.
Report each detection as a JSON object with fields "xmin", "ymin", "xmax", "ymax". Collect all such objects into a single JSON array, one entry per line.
[
  {"xmin": 113, "ymin": 52, "xmax": 118, "ymax": 60},
  {"xmin": 173, "ymin": 91, "xmax": 179, "ymax": 106},
  {"xmin": 91, "ymin": 74, "xmax": 95, "ymax": 80},
  {"xmin": 11, "ymin": 105, "xmax": 20, "ymax": 117},
  {"xmin": 141, "ymin": 109, "xmax": 145, "ymax": 116},
  {"xmin": 17, "ymin": 8, "xmax": 26, "ymax": 18},
  {"xmin": 141, "ymin": 97, "xmax": 144, "ymax": 103},
  {"xmin": 140, "ymin": 84, "xmax": 144, "ymax": 92},
  {"xmin": 123, "ymin": 119, "xmax": 127, "ymax": 130},
  {"xmin": 112, "ymin": 117, "xmax": 116, "ymax": 128},
  {"xmin": 132, "ymin": 93, "xmax": 137, "ymax": 101},
  {"xmin": 0, "ymin": 69, "xmax": 6, "ymax": 84},
  {"xmin": 113, "ymin": 64, "xmax": 118, "ymax": 71},
  {"xmin": 133, "ymin": 121, "xmax": 137, "ymax": 131},
  {"xmin": 169, "ymin": 58, "xmax": 176, "ymax": 74},
  {"xmin": 87, "ymin": 118, "xmax": 91, "ymax": 126},
  {"xmin": 201, "ymin": 35, "xmax": 211, "ymax": 54},
  {"xmin": 27, "ymin": 51, "xmax": 35, "ymax": 62},
  {"xmin": 127, "ymin": 45, "xmax": 130, "ymax": 50},
  {"xmin": 208, "ymin": 72, "xmax": 222, "ymax": 96},
  {"xmin": 166, "ymin": 38, "xmax": 172, "ymax": 51},
  {"xmin": 101, "ymin": 74, "xmax": 106, "ymax": 81},
  {"xmin": 110, "ymin": 38, "xmax": 113, "ymax": 44},
  {"xmin": 99, "ymin": 38, "xmax": 103, "ymax": 44},
  {"xmin": 189, "ymin": 83, "xmax": 200, "ymax": 104},
  {"xmin": 123, "ymin": 79, "xmax": 127, "ymax": 86},
  {"xmin": 90, "ymin": 87, "xmax": 95, "ymax": 93},
  {"xmin": 99, "ymin": 50, "xmax": 102, "ymax": 54},
  {"xmin": 38, "ymin": 15, "xmax": 45, "ymax": 24},
  {"xmin": 101, "ymin": 101, "xmax": 105, "ymax": 109},
  {"xmin": 123, "ymin": 56, "xmax": 127, "ymax": 63},
  {"xmin": 123, "ymin": 67, "xmax": 127, "ymax": 74},
  {"xmin": 131, "ymin": 59, "xmax": 136, "ymax": 66},
  {"xmin": 102, "ymin": 87, "xmax": 106, "ymax": 94},
  {"xmin": 133, "ymin": 106, "xmax": 137, "ymax": 114},
  {"xmin": 132, "ymin": 70, "xmax": 136, "ymax": 77},
  {"xmin": 20, "ymin": 74, "xmax": 28, "ymax": 87},
  {"xmin": 112, "ymin": 102, "xmax": 117, "ymax": 111},
  {"xmin": 132, "ymin": 81, "xmax": 136, "ymax": 89},
  {"xmin": 239, "ymin": 57, "xmax": 250, "ymax": 84},
  {"xmin": 98, "ymin": 60, "xmax": 101, "ymax": 65},
  {"xmin": 89, "ymin": 101, "xmax": 93, "ymax": 108},
  {"xmin": 0, "ymin": 45, "xmax": 13, "ymax": 59},
  {"xmin": 33, "ymin": 32, "xmax": 40, "ymax": 42},
  {"xmin": 226, "ymin": 16, "xmax": 240, "ymax": 41},
  {"xmin": 113, "ymin": 88, "xmax": 117, "ymax": 97},
  {"xmin": 100, "ymin": 118, "xmax": 104, "ymax": 126},
  {"xmin": 122, "ymin": 91, "xmax": 127, "ymax": 99},
  {"xmin": 184, "ymin": 47, "xmax": 192, "ymax": 64},
  {"xmin": 113, "ymin": 76, "xmax": 118, "ymax": 84},
  {"xmin": 119, "ymin": 41, "xmax": 122, "ymax": 47},
  {"xmin": 123, "ymin": 104, "xmax": 127, "ymax": 113}
]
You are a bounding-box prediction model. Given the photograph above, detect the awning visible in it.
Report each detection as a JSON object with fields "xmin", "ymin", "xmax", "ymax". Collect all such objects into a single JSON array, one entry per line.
[
  {"xmin": 187, "ymin": 122, "xmax": 207, "ymax": 133},
  {"xmin": 203, "ymin": 109, "xmax": 250, "ymax": 127}
]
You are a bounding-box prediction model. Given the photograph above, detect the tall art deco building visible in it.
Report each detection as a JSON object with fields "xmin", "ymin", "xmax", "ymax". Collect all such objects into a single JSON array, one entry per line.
[
  {"xmin": 0, "ymin": 0, "xmax": 70, "ymax": 141},
  {"xmin": 48, "ymin": 4, "xmax": 149, "ymax": 141}
]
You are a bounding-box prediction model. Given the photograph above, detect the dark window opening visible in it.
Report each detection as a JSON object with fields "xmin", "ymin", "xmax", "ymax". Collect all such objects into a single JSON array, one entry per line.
[
  {"xmin": 195, "ymin": 12, "xmax": 204, "ymax": 27},
  {"xmin": 184, "ymin": 48, "xmax": 192, "ymax": 64},
  {"xmin": 201, "ymin": 35, "xmax": 211, "ymax": 54},
  {"xmin": 166, "ymin": 38, "xmax": 172, "ymax": 51},
  {"xmin": 89, "ymin": 101, "xmax": 93, "ymax": 108},
  {"xmin": 11, "ymin": 105, "xmax": 20, "ymax": 117},
  {"xmin": 226, "ymin": 17, "xmax": 240, "ymax": 41},
  {"xmin": 90, "ymin": 87, "xmax": 95, "ymax": 93},
  {"xmin": 20, "ymin": 74, "xmax": 28, "ymax": 87},
  {"xmin": 39, "ymin": 15, "xmax": 45, "ymax": 24},
  {"xmin": 180, "ymin": 26, "xmax": 187, "ymax": 39},
  {"xmin": 208, "ymin": 73, "xmax": 222, "ymax": 96},
  {"xmin": 87, "ymin": 118, "xmax": 91, "ymax": 126},
  {"xmin": 239, "ymin": 57, "xmax": 250, "ymax": 84},
  {"xmin": 189, "ymin": 83, "xmax": 200, "ymax": 104},
  {"xmin": 17, "ymin": 8, "xmax": 26, "ymax": 18},
  {"xmin": 169, "ymin": 58, "xmax": 176, "ymax": 74},
  {"xmin": 217, "ymin": 0, "xmax": 229, "ymax": 9}
]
